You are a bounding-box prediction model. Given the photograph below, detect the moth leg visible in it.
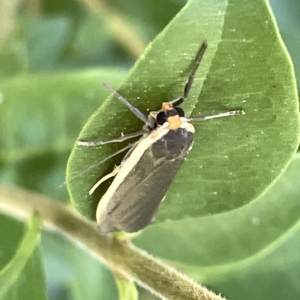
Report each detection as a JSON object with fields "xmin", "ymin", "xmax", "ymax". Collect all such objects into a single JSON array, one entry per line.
[
  {"xmin": 188, "ymin": 109, "xmax": 245, "ymax": 121},
  {"xmin": 89, "ymin": 165, "xmax": 122, "ymax": 195},
  {"xmin": 78, "ymin": 130, "xmax": 144, "ymax": 146},
  {"xmin": 65, "ymin": 143, "xmax": 134, "ymax": 185},
  {"xmin": 102, "ymin": 82, "xmax": 152, "ymax": 127}
]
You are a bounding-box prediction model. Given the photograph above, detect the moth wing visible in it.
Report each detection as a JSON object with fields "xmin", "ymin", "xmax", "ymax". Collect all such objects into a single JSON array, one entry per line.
[
  {"xmin": 98, "ymin": 129, "xmax": 194, "ymax": 233},
  {"xmin": 100, "ymin": 155, "xmax": 184, "ymax": 233}
]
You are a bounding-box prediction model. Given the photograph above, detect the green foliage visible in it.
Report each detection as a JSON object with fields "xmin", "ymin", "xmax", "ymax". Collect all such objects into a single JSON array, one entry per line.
[
  {"xmin": 41, "ymin": 230, "xmax": 118, "ymax": 300},
  {"xmin": 0, "ymin": 0, "xmax": 299, "ymax": 299},
  {"xmin": 0, "ymin": 216, "xmax": 45, "ymax": 300},
  {"xmin": 0, "ymin": 70, "xmax": 127, "ymax": 200},
  {"xmin": 67, "ymin": 0, "xmax": 298, "ymax": 223}
]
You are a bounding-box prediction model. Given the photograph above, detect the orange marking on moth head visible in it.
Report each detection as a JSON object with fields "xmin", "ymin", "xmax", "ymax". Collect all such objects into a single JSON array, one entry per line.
[
  {"xmin": 167, "ymin": 115, "xmax": 182, "ymax": 130},
  {"xmin": 162, "ymin": 102, "xmax": 173, "ymax": 111}
]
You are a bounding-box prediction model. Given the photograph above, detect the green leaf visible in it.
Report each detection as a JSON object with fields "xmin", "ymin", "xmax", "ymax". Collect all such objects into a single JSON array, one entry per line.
[
  {"xmin": 0, "ymin": 69, "xmax": 127, "ymax": 200},
  {"xmin": 41, "ymin": 230, "xmax": 118, "ymax": 300},
  {"xmin": 0, "ymin": 41, "xmax": 28, "ymax": 76},
  {"xmin": 115, "ymin": 275, "xmax": 138, "ymax": 300},
  {"xmin": 0, "ymin": 215, "xmax": 45, "ymax": 300},
  {"xmin": 66, "ymin": 0, "xmax": 228, "ymax": 219},
  {"xmin": 25, "ymin": 16, "xmax": 73, "ymax": 71},
  {"xmin": 67, "ymin": 0, "xmax": 299, "ymax": 224}
]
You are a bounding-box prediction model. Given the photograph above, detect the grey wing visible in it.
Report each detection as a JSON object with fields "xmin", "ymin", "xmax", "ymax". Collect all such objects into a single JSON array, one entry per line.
[
  {"xmin": 100, "ymin": 154, "xmax": 185, "ymax": 233},
  {"xmin": 99, "ymin": 129, "xmax": 194, "ymax": 233}
]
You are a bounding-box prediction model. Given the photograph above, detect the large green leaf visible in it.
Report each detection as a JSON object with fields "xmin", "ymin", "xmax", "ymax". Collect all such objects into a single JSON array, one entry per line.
[
  {"xmin": 0, "ymin": 215, "xmax": 45, "ymax": 300},
  {"xmin": 67, "ymin": 0, "xmax": 299, "ymax": 223}
]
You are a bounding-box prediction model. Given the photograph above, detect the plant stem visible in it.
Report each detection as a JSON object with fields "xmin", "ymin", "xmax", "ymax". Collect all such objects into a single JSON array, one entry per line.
[
  {"xmin": 0, "ymin": 0, "xmax": 21, "ymax": 46},
  {"xmin": 78, "ymin": 0, "xmax": 146, "ymax": 58},
  {"xmin": 0, "ymin": 185, "xmax": 225, "ymax": 300}
]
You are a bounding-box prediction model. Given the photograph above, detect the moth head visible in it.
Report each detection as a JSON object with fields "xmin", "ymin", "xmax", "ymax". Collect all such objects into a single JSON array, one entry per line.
[{"xmin": 155, "ymin": 102, "xmax": 185, "ymax": 126}]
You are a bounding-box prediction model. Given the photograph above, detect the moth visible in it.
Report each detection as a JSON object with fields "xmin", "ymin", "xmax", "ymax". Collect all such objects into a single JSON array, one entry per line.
[{"xmin": 78, "ymin": 42, "xmax": 244, "ymax": 233}]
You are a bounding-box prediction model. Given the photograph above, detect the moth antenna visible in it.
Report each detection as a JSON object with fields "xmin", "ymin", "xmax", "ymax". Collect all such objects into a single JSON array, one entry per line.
[{"xmin": 171, "ymin": 41, "xmax": 208, "ymax": 107}]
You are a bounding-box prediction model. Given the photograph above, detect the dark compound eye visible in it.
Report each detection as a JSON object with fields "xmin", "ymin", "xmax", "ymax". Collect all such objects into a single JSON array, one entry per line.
[
  {"xmin": 156, "ymin": 107, "xmax": 185, "ymax": 125},
  {"xmin": 175, "ymin": 107, "xmax": 184, "ymax": 117},
  {"xmin": 156, "ymin": 111, "xmax": 167, "ymax": 125}
]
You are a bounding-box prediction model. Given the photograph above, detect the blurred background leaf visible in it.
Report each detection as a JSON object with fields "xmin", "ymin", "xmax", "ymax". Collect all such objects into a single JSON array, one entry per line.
[
  {"xmin": 0, "ymin": 69, "xmax": 126, "ymax": 200},
  {"xmin": 0, "ymin": 215, "xmax": 45, "ymax": 300},
  {"xmin": 41, "ymin": 229, "xmax": 118, "ymax": 300},
  {"xmin": 0, "ymin": 0, "xmax": 299, "ymax": 300}
]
